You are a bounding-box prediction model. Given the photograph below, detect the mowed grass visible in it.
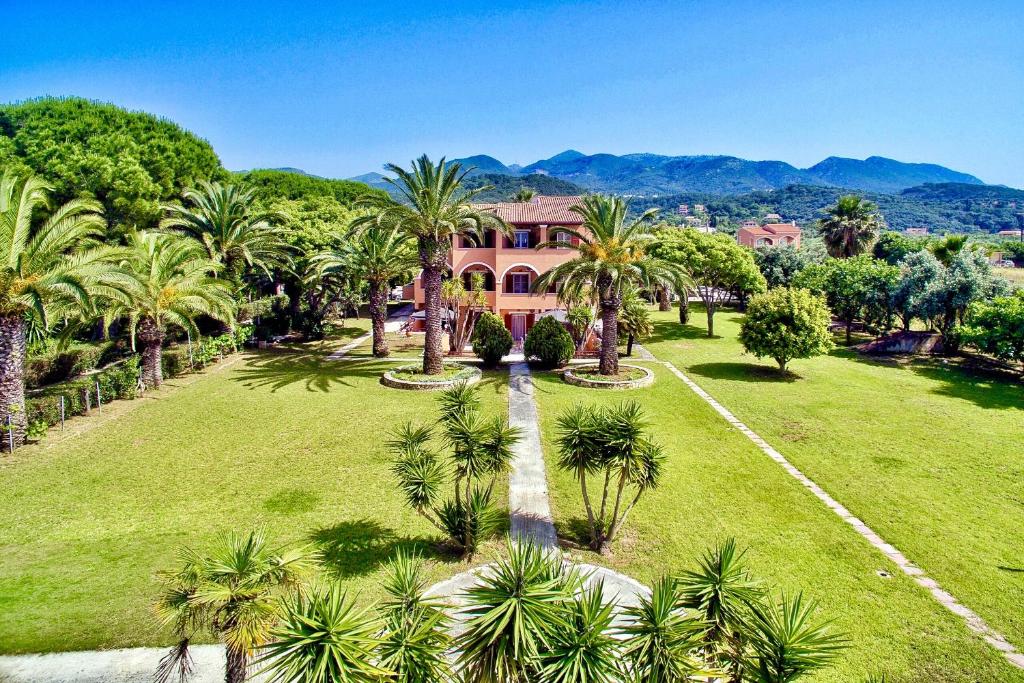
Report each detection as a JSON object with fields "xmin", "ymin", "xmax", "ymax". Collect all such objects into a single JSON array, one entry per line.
[
  {"xmin": 531, "ymin": 365, "xmax": 1024, "ymax": 682},
  {"xmin": 0, "ymin": 331, "xmax": 508, "ymax": 654},
  {"xmin": 641, "ymin": 306, "xmax": 1023, "ymax": 654},
  {"xmin": 995, "ymin": 266, "xmax": 1024, "ymax": 285}
]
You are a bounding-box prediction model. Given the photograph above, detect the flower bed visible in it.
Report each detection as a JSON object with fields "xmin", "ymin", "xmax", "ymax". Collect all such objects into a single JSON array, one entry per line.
[
  {"xmin": 563, "ymin": 364, "xmax": 654, "ymax": 389},
  {"xmin": 381, "ymin": 363, "xmax": 481, "ymax": 390}
]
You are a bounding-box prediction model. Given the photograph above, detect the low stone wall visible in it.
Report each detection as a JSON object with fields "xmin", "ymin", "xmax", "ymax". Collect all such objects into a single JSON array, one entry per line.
[
  {"xmin": 380, "ymin": 365, "xmax": 482, "ymax": 391},
  {"xmin": 857, "ymin": 331, "xmax": 944, "ymax": 355},
  {"xmin": 563, "ymin": 364, "xmax": 654, "ymax": 389}
]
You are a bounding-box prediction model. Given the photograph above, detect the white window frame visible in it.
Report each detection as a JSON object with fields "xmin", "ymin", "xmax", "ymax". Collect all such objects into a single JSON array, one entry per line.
[{"xmin": 554, "ymin": 231, "xmax": 571, "ymax": 248}]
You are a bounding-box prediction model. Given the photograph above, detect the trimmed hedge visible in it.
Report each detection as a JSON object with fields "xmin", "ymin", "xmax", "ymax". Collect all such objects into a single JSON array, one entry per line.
[
  {"xmin": 26, "ymin": 357, "xmax": 141, "ymax": 428},
  {"xmin": 472, "ymin": 312, "xmax": 513, "ymax": 368},
  {"xmin": 524, "ymin": 316, "xmax": 575, "ymax": 369},
  {"xmin": 25, "ymin": 341, "xmax": 124, "ymax": 389}
]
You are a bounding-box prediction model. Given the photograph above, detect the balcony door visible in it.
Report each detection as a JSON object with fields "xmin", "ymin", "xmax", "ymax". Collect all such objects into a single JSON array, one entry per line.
[{"xmin": 510, "ymin": 314, "xmax": 527, "ymax": 341}]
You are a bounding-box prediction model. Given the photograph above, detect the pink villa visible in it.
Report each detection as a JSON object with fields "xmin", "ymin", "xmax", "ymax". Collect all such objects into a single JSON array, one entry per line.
[
  {"xmin": 736, "ymin": 221, "xmax": 802, "ymax": 248},
  {"xmin": 407, "ymin": 196, "xmax": 586, "ymax": 341}
]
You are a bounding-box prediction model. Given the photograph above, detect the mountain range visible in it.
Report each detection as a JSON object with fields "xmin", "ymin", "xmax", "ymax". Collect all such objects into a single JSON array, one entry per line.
[{"xmin": 352, "ymin": 151, "xmax": 987, "ymax": 196}]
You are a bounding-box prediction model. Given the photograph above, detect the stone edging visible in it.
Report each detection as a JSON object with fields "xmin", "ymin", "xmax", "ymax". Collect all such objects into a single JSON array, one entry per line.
[
  {"xmin": 380, "ymin": 365, "xmax": 482, "ymax": 391},
  {"xmin": 563, "ymin": 364, "xmax": 654, "ymax": 389}
]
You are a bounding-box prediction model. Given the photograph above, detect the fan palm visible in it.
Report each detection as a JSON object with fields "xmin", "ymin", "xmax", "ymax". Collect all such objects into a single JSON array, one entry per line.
[
  {"xmin": 154, "ymin": 527, "xmax": 313, "ymax": 683},
  {"xmin": 0, "ymin": 170, "xmax": 110, "ymax": 446},
  {"xmin": 513, "ymin": 187, "xmax": 536, "ymax": 203},
  {"xmin": 353, "ymin": 156, "xmax": 510, "ymax": 374},
  {"xmin": 929, "ymin": 234, "xmax": 970, "ymax": 267},
  {"xmin": 817, "ymin": 196, "xmax": 883, "ymax": 258},
  {"xmin": 533, "ymin": 195, "xmax": 680, "ymax": 375},
  {"xmin": 161, "ymin": 181, "xmax": 290, "ymax": 286},
  {"xmin": 314, "ymin": 225, "xmax": 417, "ymax": 357},
  {"xmin": 103, "ymin": 232, "xmax": 235, "ymax": 388}
]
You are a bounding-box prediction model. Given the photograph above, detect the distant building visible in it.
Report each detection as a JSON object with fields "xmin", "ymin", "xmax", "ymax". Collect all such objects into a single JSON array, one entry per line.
[
  {"xmin": 764, "ymin": 212, "xmax": 782, "ymax": 222},
  {"xmin": 693, "ymin": 203, "xmax": 706, "ymax": 213},
  {"xmin": 740, "ymin": 219, "xmax": 759, "ymax": 229},
  {"xmin": 737, "ymin": 221, "xmax": 802, "ymax": 249},
  {"xmin": 997, "ymin": 229, "xmax": 1024, "ymax": 237},
  {"xmin": 904, "ymin": 227, "xmax": 929, "ymax": 236},
  {"xmin": 676, "ymin": 204, "xmax": 690, "ymax": 216}
]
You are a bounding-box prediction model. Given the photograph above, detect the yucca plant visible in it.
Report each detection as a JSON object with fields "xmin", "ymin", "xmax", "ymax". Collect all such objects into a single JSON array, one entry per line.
[
  {"xmin": 553, "ymin": 401, "xmax": 665, "ymax": 552},
  {"xmin": 619, "ymin": 577, "xmax": 711, "ymax": 682},
  {"xmin": 456, "ymin": 538, "xmax": 580, "ymax": 682},
  {"xmin": 154, "ymin": 527, "xmax": 313, "ymax": 683},
  {"xmin": 741, "ymin": 592, "xmax": 848, "ymax": 683},
  {"xmin": 676, "ymin": 538, "xmax": 764, "ymax": 679},
  {"xmin": 388, "ymin": 383, "xmax": 521, "ymax": 555},
  {"xmin": 257, "ymin": 584, "xmax": 388, "ymax": 683},
  {"xmin": 539, "ymin": 582, "xmax": 621, "ymax": 683},
  {"xmin": 377, "ymin": 551, "xmax": 453, "ymax": 683},
  {"xmin": 0, "ymin": 170, "xmax": 112, "ymax": 446}
]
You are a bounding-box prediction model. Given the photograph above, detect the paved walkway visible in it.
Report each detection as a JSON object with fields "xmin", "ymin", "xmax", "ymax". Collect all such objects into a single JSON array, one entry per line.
[
  {"xmin": 507, "ymin": 362, "xmax": 558, "ymax": 549},
  {"xmin": 658, "ymin": 359, "xmax": 1024, "ymax": 670},
  {"xmin": 327, "ymin": 305, "xmax": 412, "ymax": 360}
]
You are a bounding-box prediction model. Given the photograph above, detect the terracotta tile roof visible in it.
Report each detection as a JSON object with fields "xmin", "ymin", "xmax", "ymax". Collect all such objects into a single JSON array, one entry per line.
[
  {"xmin": 475, "ymin": 196, "xmax": 585, "ymax": 225},
  {"xmin": 761, "ymin": 222, "xmax": 801, "ymax": 234},
  {"xmin": 738, "ymin": 227, "xmax": 775, "ymax": 237}
]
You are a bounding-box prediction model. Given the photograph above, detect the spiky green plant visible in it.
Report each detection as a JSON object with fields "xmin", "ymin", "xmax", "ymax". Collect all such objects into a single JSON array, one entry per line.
[
  {"xmin": 353, "ymin": 156, "xmax": 511, "ymax": 374},
  {"xmin": 619, "ymin": 577, "xmax": 711, "ymax": 682},
  {"xmin": 532, "ymin": 194, "xmax": 681, "ymax": 374},
  {"xmin": 741, "ymin": 592, "xmax": 848, "ymax": 683},
  {"xmin": 257, "ymin": 585, "xmax": 388, "ymax": 683},
  {"xmin": 456, "ymin": 538, "xmax": 580, "ymax": 682},
  {"xmin": 539, "ymin": 582, "xmax": 621, "ymax": 683},
  {"xmin": 154, "ymin": 527, "xmax": 313, "ymax": 683}
]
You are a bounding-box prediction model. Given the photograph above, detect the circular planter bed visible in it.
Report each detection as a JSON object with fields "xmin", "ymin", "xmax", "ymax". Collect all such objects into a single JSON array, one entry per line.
[
  {"xmin": 563, "ymin": 364, "xmax": 654, "ymax": 390},
  {"xmin": 381, "ymin": 363, "xmax": 481, "ymax": 391}
]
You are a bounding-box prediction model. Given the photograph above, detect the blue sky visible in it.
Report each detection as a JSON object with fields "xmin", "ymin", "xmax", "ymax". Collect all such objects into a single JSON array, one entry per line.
[{"xmin": 3, "ymin": 0, "xmax": 1023, "ymax": 187}]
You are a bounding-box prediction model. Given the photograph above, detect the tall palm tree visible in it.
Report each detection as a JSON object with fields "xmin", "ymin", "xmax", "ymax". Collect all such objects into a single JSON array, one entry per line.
[
  {"xmin": 534, "ymin": 195, "xmax": 680, "ymax": 375},
  {"xmin": 0, "ymin": 170, "xmax": 110, "ymax": 446},
  {"xmin": 314, "ymin": 225, "xmax": 417, "ymax": 357},
  {"xmin": 103, "ymin": 232, "xmax": 235, "ymax": 389},
  {"xmin": 154, "ymin": 527, "xmax": 313, "ymax": 683},
  {"xmin": 513, "ymin": 187, "xmax": 536, "ymax": 203},
  {"xmin": 930, "ymin": 234, "xmax": 970, "ymax": 267},
  {"xmin": 354, "ymin": 156, "xmax": 510, "ymax": 374},
  {"xmin": 817, "ymin": 196, "xmax": 883, "ymax": 258},
  {"xmin": 161, "ymin": 181, "xmax": 290, "ymax": 286}
]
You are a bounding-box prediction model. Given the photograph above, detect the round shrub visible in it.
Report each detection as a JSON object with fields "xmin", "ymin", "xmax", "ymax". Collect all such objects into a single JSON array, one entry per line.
[
  {"xmin": 523, "ymin": 315, "xmax": 575, "ymax": 368},
  {"xmin": 471, "ymin": 312, "xmax": 513, "ymax": 368},
  {"xmin": 739, "ymin": 287, "xmax": 834, "ymax": 372}
]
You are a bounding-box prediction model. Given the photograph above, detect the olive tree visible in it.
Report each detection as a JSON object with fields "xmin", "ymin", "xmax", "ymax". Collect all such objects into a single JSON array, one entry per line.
[{"xmin": 739, "ymin": 288, "xmax": 834, "ymax": 372}]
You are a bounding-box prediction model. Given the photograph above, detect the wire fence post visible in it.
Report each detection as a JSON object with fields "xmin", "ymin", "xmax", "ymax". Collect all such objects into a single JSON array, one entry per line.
[
  {"xmin": 6, "ymin": 414, "xmax": 13, "ymax": 453},
  {"xmin": 60, "ymin": 396, "xmax": 65, "ymax": 432},
  {"xmin": 85, "ymin": 387, "xmax": 91, "ymax": 413},
  {"xmin": 187, "ymin": 330, "xmax": 194, "ymax": 371},
  {"xmin": 96, "ymin": 381, "xmax": 102, "ymax": 414}
]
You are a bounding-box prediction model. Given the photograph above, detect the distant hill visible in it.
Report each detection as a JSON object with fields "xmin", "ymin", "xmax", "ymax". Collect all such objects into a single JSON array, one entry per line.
[
  {"xmin": 452, "ymin": 155, "xmax": 513, "ymax": 176},
  {"xmin": 807, "ymin": 156, "xmax": 983, "ymax": 193},
  {"xmin": 463, "ymin": 173, "xmax": 585, "ymax": 202}
]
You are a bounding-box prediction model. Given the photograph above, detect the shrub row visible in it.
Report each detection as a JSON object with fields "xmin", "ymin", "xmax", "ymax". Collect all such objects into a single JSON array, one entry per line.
[
  {"xmin": 162, "ymin": 327, "xmax": 254, "ymax": 378},
  {"xmin": 25, "ymin": 341, "xmax": 125, "ymax": 389},
  {"xmin": 26, "ymin": 357, "xmax": 141, "ymax": 429}
]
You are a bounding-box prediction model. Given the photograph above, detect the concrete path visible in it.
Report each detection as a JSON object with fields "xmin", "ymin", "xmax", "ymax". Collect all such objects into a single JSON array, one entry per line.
[
  {"xmin": 0, "ymin": 645, "xmax": 235, "ymax": 683},
  {"xmin": 507, "ymin": 362, "xmax": 558, "ymax": 549},
  {"xmin": 658, "ymin": 359, "xmax": 1024, "ymax": 670},
  {"xmin": 326, "ymin": 305, "xmax": 412, "ymax": 360}
]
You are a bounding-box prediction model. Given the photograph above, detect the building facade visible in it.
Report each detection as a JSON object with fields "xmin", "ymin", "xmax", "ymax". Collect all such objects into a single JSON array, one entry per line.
[
  {"xmin": 409, "ymin": 196, "xmax": 586, "ymax": 341},
  {"xmin": 736, "ymin": 221, "xmax": 802, "ymax": 248}
]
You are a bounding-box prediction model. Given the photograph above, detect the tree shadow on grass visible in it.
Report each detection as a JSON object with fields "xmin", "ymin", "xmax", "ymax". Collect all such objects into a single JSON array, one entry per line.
[
  {"xmin": 909, "ymin": 361, "xmax": 1023, "ymax": 411},
  {"xmin": 231, "ymin": 350, "xmax": 390, "ymax": 392},
  {"xmin": 310, "ymin": 519, "xmax": 452, "ymax": 579},
  {"xmin": 648, "ymin": 319, "xmax": 719, "ymax": 343},
  {"xmin": 687, "ymin": 362, "xmax": 801, "ymax": 383}
]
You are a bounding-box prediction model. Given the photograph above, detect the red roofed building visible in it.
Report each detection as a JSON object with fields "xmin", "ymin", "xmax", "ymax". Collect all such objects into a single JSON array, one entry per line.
[
  {"xmin": 736, "ymin": 221, "xmax": 802, "ymax": 248},
  {"xmin": 408, "ymin": 196, "xmax": 587, "ymax": 341}
]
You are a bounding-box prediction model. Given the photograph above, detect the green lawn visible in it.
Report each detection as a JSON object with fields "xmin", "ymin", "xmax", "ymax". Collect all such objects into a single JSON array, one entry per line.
[
  {"xmin": 0, "ymin": 332, "xmax": 508, "ymax": 654},
  {"xmin": 531, "ymin": 363, "xmax": 1024, "ymax": 682},
  {"xmin": 995, "ymin": 266, "xmax": 1024, "ymax": 285}
]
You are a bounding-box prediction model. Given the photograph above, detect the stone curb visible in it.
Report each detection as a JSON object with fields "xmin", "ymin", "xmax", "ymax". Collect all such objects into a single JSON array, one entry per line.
[
  {"xmin": 563, "ymin": 363, "xmax": 655, "ymax": 389},
  {"xmin": 380, "ymin": 365, "xmax": 482, "ymax": 391}
]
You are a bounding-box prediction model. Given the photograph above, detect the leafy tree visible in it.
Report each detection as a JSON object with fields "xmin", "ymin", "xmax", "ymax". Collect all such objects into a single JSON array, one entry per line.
[
  {"xmin": 355, "ymin": 156, "xmax": 509, "ymax": 374},
  {"xmin": 817, "ymin": 195, "xmax": 883, "ymax": 258},
  {"xmin": 0, "ymin": 170, "xmax": 111, "ymax": 446},
  {"xmin": 0, "ymin": 97, "xmax": 225, "ymax": 231},
  {"xmin": 618, "ymin": 282, "xmax": 654, "ymax": 356},
  {"xmin": 536, "ymin": 196, "xmax": 681, "ymax": 374},
  {"xmin": 553, "ymin": 401, "xmax": 664, "ymax": 552},
  {"xmin": 154, "ymin": 528, "xmax": 313, "ymax": 683},
  {"xmin": 238, "ymin": 168, "xmax": 384, "ymax": 206},
  {"xmin": 794, "ymin": 256, "xmax": 899, "ymax": 344},
  {"xmin": 471, "ymin": 311, "xmax": 514, "ymax": 368},
  {"xmin": 739, "ymin": 288, "xmax": 834, "ymax": 371},
  {"xmin": 567, "ymin": 305, "xmax": 596, "ymax": 352},
  {"xmin": 315, "ymin": 225, "xmax": 416, "ymax": 357},
  {"xmin": 872, "ymin": 231, "xmax": 925, "ymax": 265},
  {"xmin": 958, "ymin": 291, "xmax": 1024, "ymax": 366},
  {"xmin": 753, "ymin": 246, "xmax": 808, "ymax": 289},
  {"xmin": 442, "ymin": 273, "xmax": 488, "ymax": 355},
  {"xmin": 387, "ymin": 383, "xmax": 520, "ymax": 555},
  {"xmin": 650, "ymin": 228, "xmax": 764, "ymax": 337},
  {"xmin": 890, "ymin": 251, "xmax": 943, "ymax": 330},
  {"xmin": 523, "ymin": 315, "xmax": 575, "ymax": 369},
  {"xmin": 916, "ymin": 249, "xmax": 1008, "ymax": 346},
  {"xmin": 103, "ymin": 232, "xmax": 234, "ymax": 388},
  {"xmin": 161, "ymin": 181, "xmax": 291, "ymax": 289}
]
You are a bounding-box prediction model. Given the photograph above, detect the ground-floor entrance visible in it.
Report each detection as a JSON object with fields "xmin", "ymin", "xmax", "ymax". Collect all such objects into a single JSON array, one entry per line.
[{"xmin": 510, "ymin": 314, "xmax": 527, "ymax": 341}]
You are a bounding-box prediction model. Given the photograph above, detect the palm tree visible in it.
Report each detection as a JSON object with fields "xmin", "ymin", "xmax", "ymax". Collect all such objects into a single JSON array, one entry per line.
[
  {"xmin": 619, "ymin": 577, "xmax": 710, "ymax": 682},
  {"xmin": 103, "ymin": 232, "xmax": 235, "ymax": 389},
  {"xmin": 533, "ymin": 195, "xmax": 680, "ymax": 375},
  {"xmin": 817, "ymin": 196, "xmax": 883, "ymax": 258},
  {"xmin": 0, "ymin": 170, "xmax": 110, "ymax": 446},
  {"xmin": 930, "ymin": 234, "xmax": 969, "ymax": 267},
  {"xmin": 513, "ymin": 187, "xmax": 536, "ymax": 203},
  {"xmin": 354, "ymin": 156, "xmax": 510, "ymax": 374},
  {"xmin": 161, "ymin": 181, "xmax": 290, "ymax": 286},
  {"xmin": 618, "ymin": 282, "xmax": 653, "ymax": 357},
  {"xmin": 314, "ymin": 225, "xmax": 417, "ymax": 357},
  {"xmin": 742, "ymin": 593, "xmax": 847, "ymax": 683},
  {"xmin": 154, "ymin": 527, "xmax": 313, "ymax": 683}
]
